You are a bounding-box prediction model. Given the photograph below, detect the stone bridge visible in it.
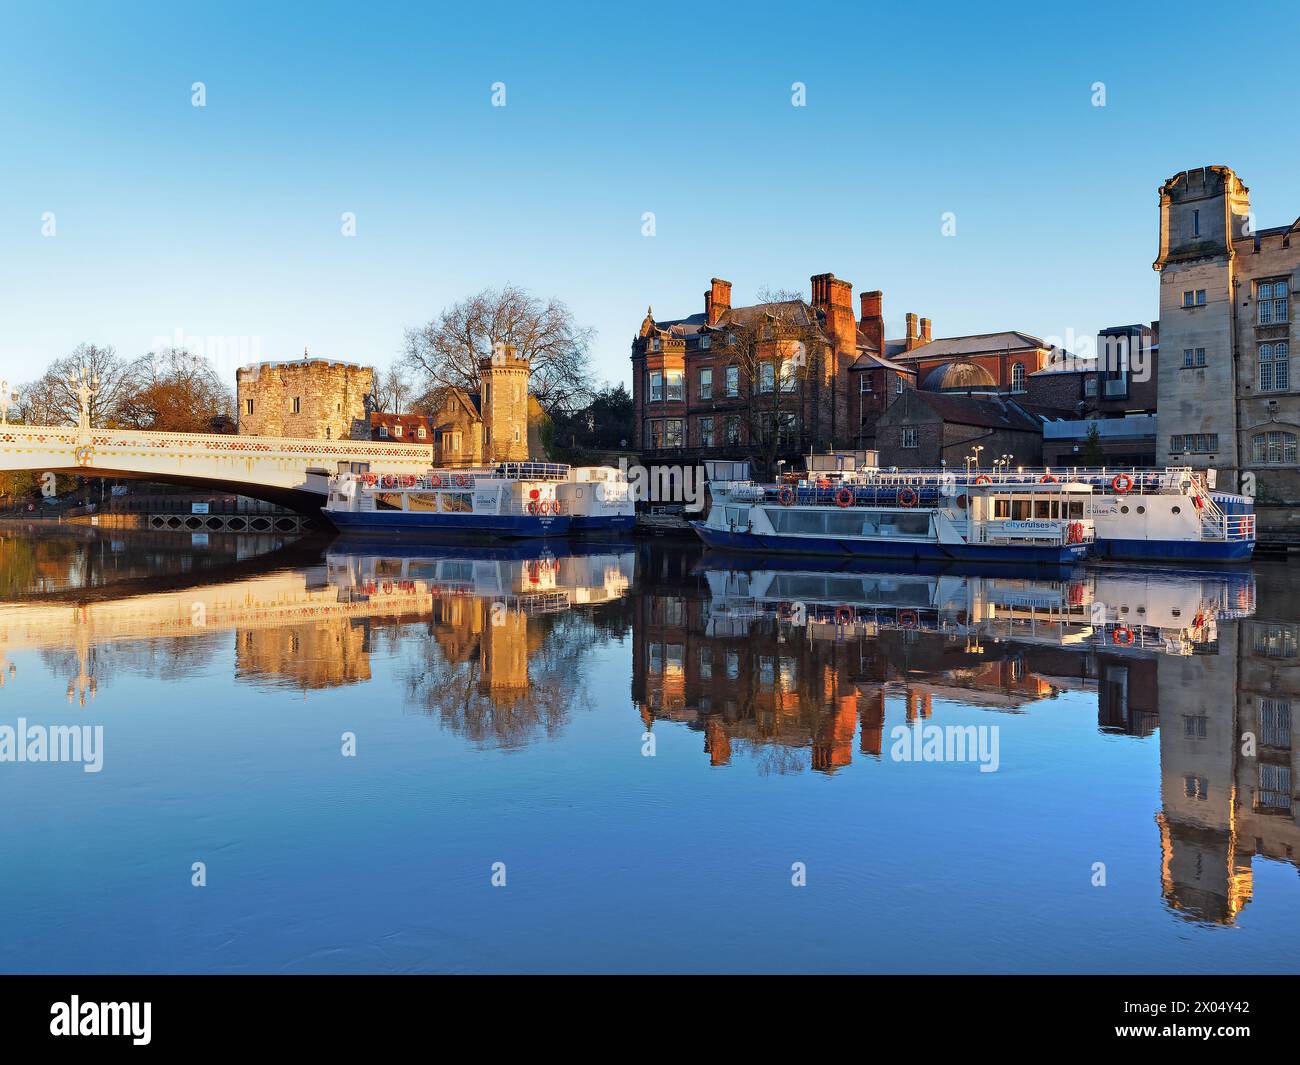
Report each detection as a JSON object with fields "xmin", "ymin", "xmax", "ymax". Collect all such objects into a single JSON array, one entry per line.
[{"xmin": 0, "ymin": 423, "xmax": 434, "ymax": 511}]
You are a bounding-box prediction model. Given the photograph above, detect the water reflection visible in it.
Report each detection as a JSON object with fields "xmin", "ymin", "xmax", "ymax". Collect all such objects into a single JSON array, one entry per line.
[
  {"xmin": 635, "ymin": 550, "xmax": 1297, "ymax": 926},
  {"xmin": 329, "ymin": 544, "xmax": 634, "ymax": 745},
  {"xmin": 0, "ymin": 530, "xmax": 1296, "ymax": 936}
]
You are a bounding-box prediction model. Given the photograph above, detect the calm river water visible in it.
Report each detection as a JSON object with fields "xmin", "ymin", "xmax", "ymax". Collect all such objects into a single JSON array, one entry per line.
[{"xmin": 2, "ymin": 523, "xmax": 1298, "ymax": 973}]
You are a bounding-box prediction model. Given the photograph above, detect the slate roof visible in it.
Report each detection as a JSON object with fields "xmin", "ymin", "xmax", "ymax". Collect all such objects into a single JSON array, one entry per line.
[
  {"xmin": 904, "ymin": 390, "xmax": 1044, "ymax": 432},
  {"xmin": 890, "ymin": 331, "xmax": 1049, "ymax": 361}
]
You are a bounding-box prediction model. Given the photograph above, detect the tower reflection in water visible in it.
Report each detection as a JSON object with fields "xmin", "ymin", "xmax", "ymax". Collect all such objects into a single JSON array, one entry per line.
[
  {"xmin": 0, "ymin": 532, "xmax": 1296, "ymax": 928},
  {"xmin": 324, "ymin": 542, "xmax": 634, "ymax": 745},
  {"xmin": 633, "ymin": 548, "xmax": 1295, "ymax": 926}
]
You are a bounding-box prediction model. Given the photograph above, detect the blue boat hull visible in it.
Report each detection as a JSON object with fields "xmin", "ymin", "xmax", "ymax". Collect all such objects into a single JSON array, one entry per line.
[
  {"xmin": 1092, "ymin": 537, "xmax": 1255, "ymax": 563},
  {"xmin": 568, "ymin": 514, "xmax": 637, "ymax": 534},
  {"xmin": 691, "ymin": 522, "xmax": 1089, "ymax": 564},
  {"xmin": 325, "ymin": 510, "xmax": 570, "ymax": 539}
]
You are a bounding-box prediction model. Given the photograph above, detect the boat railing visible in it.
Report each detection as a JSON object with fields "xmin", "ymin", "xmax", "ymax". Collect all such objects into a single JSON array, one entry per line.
[
  {"xmin": 825, "ymin": 466, "xmax": 1202, "ymax": 496},
  {"xmin": 493, "ymin": 461, "xmax": 571, "ymax": 481}
]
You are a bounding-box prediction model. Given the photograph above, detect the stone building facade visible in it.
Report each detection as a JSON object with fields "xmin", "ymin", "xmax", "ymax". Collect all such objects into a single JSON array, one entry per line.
[
  {"xmin": 1154, "ymin": 165, "xmax": 1299, "ymax": 500},
  {"xmin": 236, "ymin": 358, "xmax": 373, "ymax": 440}
]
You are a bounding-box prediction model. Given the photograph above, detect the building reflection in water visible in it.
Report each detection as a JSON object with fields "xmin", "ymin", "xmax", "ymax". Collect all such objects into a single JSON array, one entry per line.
[
  {"xmin": 633, "ymin": 548, "xmax": 1300, "ymax": 925},
  {"xmin": 1, "ymin": 531, "xmax": 1298, "ymax": 926}
]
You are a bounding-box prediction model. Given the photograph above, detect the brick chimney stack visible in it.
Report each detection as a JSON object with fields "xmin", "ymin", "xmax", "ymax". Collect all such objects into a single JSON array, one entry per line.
[
  {"xmin": 707, "ymin": 278, "xmax": 732, "ymax": 325},
  {"xmin": 919, "ymin": 317, "xmax": 932, "ymax": 345},
  {"xmin": 859, "ymin": 290, "xmax": 884, "ymax": 355},
  {"xmin": 904, "ymin": 313, "xmax": 920, "ymax": 351}
]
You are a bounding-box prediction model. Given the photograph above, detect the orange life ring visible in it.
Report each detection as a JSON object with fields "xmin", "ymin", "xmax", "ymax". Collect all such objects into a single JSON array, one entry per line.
[
  {"xmin": 974, "ymin": 475, "xmax": 992, "ymax": 485},
  {"xmin": 1040, "ymin": 474, "xmax": 1058, "ymax": 483},
  {"xmin": 898, "ymin": 609, "xmax": 919, "ymax": 628},
  {"xmin": 1066, "ymin": 522, "xmax": 1085, "ymax": 544},
  {"xmin": 526, "ymin": 501, "xmax": 539, "ymax": 515},
  {"xmin": 1111, "ymin": 473, "xmax": 1133, "ymax": 494},
  {"xmin": 835, "ymin": 487, "xmax": 854, "ymax": 508},
  {"xmin": 1112, "ymin": 627, "xmax": 1134, "ymax": 646},
  {"xmin": 835, "ymin": 605, "xmax": 854, "ymax": 626},
  {"xmin": 778, "ymin": 486, "xmax": 796, "ymax": 507},
  {"xmin": 897, "ymin": 486, "xmax": 919, "ymax": 508}
]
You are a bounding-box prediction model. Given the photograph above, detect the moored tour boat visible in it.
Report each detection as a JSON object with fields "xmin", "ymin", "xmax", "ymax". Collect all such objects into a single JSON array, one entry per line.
[
  {"xmin": 323, "ymin": 462, "xmax": 636, "ymax": 539},
  {"xmin": 765, "ymin": 460, "xmax": 1255, "ymax": 563},
  {"xmin": 694, "ymin": 477, "xmax": 1095, "ymax": 564}
]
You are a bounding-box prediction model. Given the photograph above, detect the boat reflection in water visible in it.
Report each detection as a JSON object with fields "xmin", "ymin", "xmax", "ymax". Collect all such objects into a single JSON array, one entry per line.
[{"xmin": 633, "ymin": 552, "xmax": 1293, "ymax": 925}]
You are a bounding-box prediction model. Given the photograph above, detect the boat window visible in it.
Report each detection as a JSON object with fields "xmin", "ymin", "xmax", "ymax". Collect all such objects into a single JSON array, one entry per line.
[
  {"xmin": 440, "ymin": 492, "xmax": 473, "ymax": 513},
  {"xmin": 1068, "ymin": 501, "xmax": 1084, "ymax": 518}
]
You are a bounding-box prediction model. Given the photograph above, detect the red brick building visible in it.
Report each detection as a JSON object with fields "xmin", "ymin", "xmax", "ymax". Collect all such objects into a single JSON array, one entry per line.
[{"xmin": 631, "ymin": 274, "xmax": 917, "ymax": 472}]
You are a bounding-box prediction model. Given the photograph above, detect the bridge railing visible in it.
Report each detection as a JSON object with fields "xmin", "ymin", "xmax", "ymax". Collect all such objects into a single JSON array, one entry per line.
[{"xmin": 0, "ymin": 423, "xmax": 435, "ymax": 462}]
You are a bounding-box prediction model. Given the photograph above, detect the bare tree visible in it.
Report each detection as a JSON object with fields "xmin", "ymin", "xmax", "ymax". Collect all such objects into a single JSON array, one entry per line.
[
  {"xmin": 373, "ymin": 366, "xmax": 414, "ymax": 414},
  {"xmin": 22, "ymin": 344, "xmax": 140, "ymax": 427},
  {"xmin": 403, "ymin": 284, "xmax": 595, "ymax": 413}
]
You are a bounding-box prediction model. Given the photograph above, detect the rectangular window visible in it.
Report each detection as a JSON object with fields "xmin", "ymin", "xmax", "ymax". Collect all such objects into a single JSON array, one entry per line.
[
  {"xmin": 698, "ymin": 367, "xmax": 713, "ymax": 400},
  {"xmin": 1260, "ymin": 698, "xmax": 1292, "ymax": 748},
  {"xmin": 725, "ymin": 365, "xmax": 739, "ymax": 397},
  {"xmin": 777, "ymin": 411, "xmax": 797, "ymax": 447},
  {"xmin": 1193, "ymin": 208, "xmax": 1200, "ymax": 236},
  {"xmin": 664, "ymin": 419, "xmax": 684, "ymax": 448},
  {"xmin": 860, "ymin": 374, "xmax": 873, "ymax": 394},
  {"xmin": 779, "ymin": 360, "xmax": 797, "ymax": 392},
  {"xmin": 1183, "ymin": 290, "xmax": 1194, "ymax": 308},
  {"xmin": 665, "ymin": 371, "xmax": 683, "ymax": 402},
  {"xmin": 895, "ymin": 375, "xmax": 905, "ymax": 394},
  {"xmin": 649, "ymin": 371, "xmax": 663, "ymax": 402},
  {"xmin": 759, "ymin": 362, "xmax": 775, "ymax": 393},
  {"xmin": 1258, "ymin": 280, "xmax": 1289, "ymax": 324},
  {"xmin": 245, "ymin": 398, "xmax": 254, "ymax": 415},
  {"xmin": 292, "ymin": 396, "xmax": 301, "ymax": 414},
  {"xmin": 901, "ymin": 426, "xmax": 919, "ymax": 449},
  {"xmin": 1084, "ymin": 377, "xmax": 1098, "ymax": 396},
  {"xmin": 699, "ymin": 335, "xmax": 711, "ymax": 350},
  {"xmin": 725, "ymin": 415, "xmax": 741, "ymax": 445},
  {"xmin": 1196, "ymin": 289, "xmax": 1206, "ymax": 306},
  {"xmin": 1195, "ymin": 348, "xmax": 1206, "ymax": 366},
  {"xmin": 699, "ymin": 416, "xmax": 714, "ymax": 448}
]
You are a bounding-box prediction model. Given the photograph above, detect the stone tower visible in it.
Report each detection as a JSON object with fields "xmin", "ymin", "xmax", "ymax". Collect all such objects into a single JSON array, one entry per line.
[
  {"xmin": 1153, "ymin": 166, "xmax": 1252, "ymax": 474},
  {"xmin": 236, "ymin": 357, "xmax": 373, "ymax": 440},
  {"xmin": 481, "ymin": 342, "xmax": 530, "ymax": 462}
]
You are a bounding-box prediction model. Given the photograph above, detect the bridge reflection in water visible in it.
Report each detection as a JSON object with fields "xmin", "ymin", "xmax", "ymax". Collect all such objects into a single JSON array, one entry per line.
[{"xmin": 0, "ymin": 533, "xmax": 1295, "ymax": 929}]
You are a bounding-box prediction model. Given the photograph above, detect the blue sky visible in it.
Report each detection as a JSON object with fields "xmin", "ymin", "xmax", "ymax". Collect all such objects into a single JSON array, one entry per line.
[{"xmin": 1, "ymin": 0, "xmax": 1296, "ymax": 392}]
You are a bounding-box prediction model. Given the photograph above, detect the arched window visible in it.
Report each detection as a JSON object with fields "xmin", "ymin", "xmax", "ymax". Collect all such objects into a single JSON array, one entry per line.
[
  {"xmin": 1260, "ymin": 341, "xmax": 1290, "ymax": 392},
  {"xmin": 1011, "ymin": 363, "xmax": 1025, "ymax": 393},
  {"xmin": 1253, "ymin": 430, "xmax": 1298, "ymax": 465}
]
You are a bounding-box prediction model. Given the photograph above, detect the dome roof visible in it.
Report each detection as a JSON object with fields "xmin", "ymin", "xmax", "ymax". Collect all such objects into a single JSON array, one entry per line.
[{"xmin": 923, "ymin": 359, "xmax": 997, "ymax": 393}]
